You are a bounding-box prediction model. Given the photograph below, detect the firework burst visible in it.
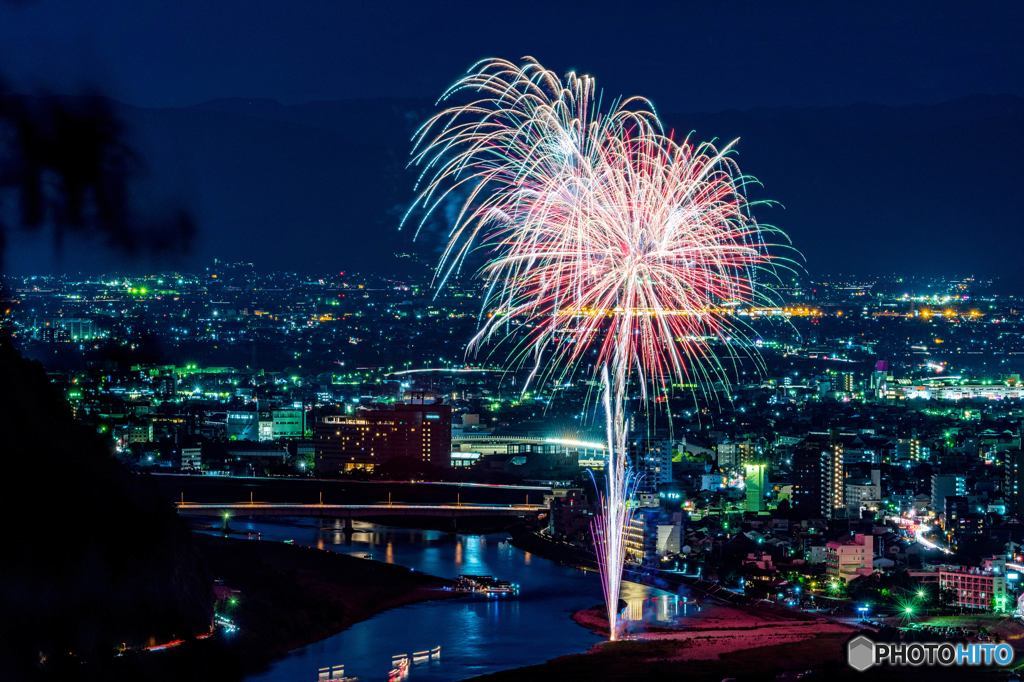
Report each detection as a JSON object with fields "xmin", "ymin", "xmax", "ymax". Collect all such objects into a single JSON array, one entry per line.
[{"xmin": 405, "ymin": 56, "xmax": 792, "ymax": 640}]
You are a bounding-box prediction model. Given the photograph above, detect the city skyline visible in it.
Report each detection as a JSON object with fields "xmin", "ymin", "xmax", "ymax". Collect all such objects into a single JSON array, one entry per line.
[{"xmin": 4, "ymin": 3, "xmax": 1024, "ymax": 681}]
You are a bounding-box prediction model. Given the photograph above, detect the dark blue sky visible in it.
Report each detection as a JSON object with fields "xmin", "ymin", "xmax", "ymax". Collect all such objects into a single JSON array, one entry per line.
[
  {"xmin": 2, "ymin": 1, "xmax": 1020, "ymax": 111},
  {"xmin": 2, "ymin": 1, "xmax": 1023, "ymax": 283}
]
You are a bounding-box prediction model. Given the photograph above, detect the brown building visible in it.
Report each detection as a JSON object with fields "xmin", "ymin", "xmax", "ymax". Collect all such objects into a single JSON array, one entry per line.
[{"xmin": 314, "ymin": 403, "xmax": 452, "ymax": 473}]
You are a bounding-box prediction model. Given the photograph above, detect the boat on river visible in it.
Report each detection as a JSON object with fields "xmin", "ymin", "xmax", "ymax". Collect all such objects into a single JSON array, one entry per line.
[{"xmin": 452, "ymin": 574, "xmax": 520, "ymax": 596}]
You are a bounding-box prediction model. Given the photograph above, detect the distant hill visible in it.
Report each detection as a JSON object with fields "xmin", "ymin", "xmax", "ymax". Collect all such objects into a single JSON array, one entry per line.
[{"xmin": 9, "ymin": 94, "xmax": 1023, "ymax": 290}]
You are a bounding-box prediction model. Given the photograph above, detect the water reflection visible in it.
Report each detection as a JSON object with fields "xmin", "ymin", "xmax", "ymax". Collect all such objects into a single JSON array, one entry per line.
[
  {"xmin": 620, "ymin": 593, "xmax": 681, "ymax": 625},
  {"xmin": 242, "ymin": 519, "xmax": 680, "ymax": 682}
]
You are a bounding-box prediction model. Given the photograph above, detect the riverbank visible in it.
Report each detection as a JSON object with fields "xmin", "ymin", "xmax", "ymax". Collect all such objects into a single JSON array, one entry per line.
[
  {"xmin": 508, "ymin": 526, "xmax": 799, "ymax": 613},
  {"xmin": 575, "ymin": 600, "xmax": 852, "ymax": 655},
  {"xmin": 475, "ymin": 603, "xmax": 871, "ymax": 681},
  {"xmin": 493, "ymin": 530, "xmax": 865, "ymax": 681},
  {"xmin": 468, "ymin": 629, "xmax": 857, "ymax": 681},
  {"xmin": 102, "ymin": 533, "xmax": 459, "ymax": 681}
]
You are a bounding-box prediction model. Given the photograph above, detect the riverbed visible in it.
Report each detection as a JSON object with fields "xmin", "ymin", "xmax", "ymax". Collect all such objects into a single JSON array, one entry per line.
[{"xmin": 238, "ymin": 518, "xmax": 675, "ymax": 681}]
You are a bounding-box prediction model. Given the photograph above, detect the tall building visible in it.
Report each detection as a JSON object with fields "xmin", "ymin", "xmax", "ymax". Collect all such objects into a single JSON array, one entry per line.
[
  {"xmin": 1003, "ymin": 449, "xmax": 1024, "ymax": 516},
  {"xmin": 792, "ymin": 439, "xmax": 829, "ymax": 519},
  {"xmin": 870, "ymin": 360, "xmax": 895, "ymax": 400},
  {"xmin": 624, "ymin": 508, "xmax": 661, "ymax": 567},
  {"xmin": 744, "ymin": 462, "xmax": 768, "ymax": 512},
  {"xmin": 633, "ymin": 438, "xmax": 675, "ymax": 489},
  {"xmin": 314, "ymin": 403, "xmax": 452, "ymax": 473},
  {"xmin": 829, "ymin": 370, "xmax": 856, "ymax": 395},
  {"xmin": 792, "ymin": 435, "xmax": 844, "ymax": 519},
  {"xmin": 717, "ymin": 440, "xmax": 754, "ymax": 470},
  {"xmin": 931, "ymin": 473, "xmax": 966, "ymax": 512},
  {"xmin": 895, "ymin": 437, "xmax": 928, "ymax": 463}
]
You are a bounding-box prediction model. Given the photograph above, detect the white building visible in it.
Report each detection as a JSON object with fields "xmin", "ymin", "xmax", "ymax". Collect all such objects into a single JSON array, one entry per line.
[
  {"xmin": 180, "ymin": 447, "xmax": 202, "ymax": 472},
  {"xmin": 845, "ymin": 469, "xmax": 881, "ymax": 516}
]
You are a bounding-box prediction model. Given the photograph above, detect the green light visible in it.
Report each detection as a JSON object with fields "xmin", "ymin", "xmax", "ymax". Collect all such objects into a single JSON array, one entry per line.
[
  {"xmin": 916, "ymin": 589, "xmax": 925, "ymax": 599},
  {"xmin": 904, "ymin": 605, "xmax": 914, "ymax": 615}
]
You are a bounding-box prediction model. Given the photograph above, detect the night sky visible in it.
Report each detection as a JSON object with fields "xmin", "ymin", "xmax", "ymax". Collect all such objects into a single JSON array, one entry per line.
[{"xmin": 2, "ymin": 1, "xmax": 1022, "ymax": 286}]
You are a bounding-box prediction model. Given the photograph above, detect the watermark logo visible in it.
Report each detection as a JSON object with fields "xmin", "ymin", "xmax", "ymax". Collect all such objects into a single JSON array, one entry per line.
[
  {"xmin": 847, "ymin": 636, "xmax": 875, "ymax": 672},
  {"xmin": 847, "ymin": 635, "xmax": 1015, "ymax": 670}
]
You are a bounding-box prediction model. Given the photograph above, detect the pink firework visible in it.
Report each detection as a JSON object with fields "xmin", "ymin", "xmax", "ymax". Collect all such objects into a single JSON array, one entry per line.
[{"xmin": 405, "ymin": 57, "xmax": 791, "ymax": 640}]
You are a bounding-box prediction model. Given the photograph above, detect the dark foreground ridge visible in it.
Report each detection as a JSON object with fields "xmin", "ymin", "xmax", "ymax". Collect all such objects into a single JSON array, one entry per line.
[{"xmin": 113, "ymin": 533, "xmax": 456, "ymax": 681}]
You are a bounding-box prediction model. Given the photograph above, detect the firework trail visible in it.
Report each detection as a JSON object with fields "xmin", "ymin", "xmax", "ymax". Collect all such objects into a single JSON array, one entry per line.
[{"xmin": 405, "ymin": 57, "xmax": 792, "ymax": 640}]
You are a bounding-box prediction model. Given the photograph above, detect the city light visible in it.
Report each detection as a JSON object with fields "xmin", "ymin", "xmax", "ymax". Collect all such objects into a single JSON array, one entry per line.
[{"xmin": 7, "ymin": 7, "xmax": 1022, "ymax": 682}]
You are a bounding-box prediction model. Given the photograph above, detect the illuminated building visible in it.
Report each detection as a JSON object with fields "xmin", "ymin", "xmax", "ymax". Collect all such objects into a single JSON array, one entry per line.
[
  {"xmin": 314, "ymin": 402, "xmax": 451, "ymax": 473},
  {"xmin": 548, "ymin": 488, "xmax": 592, "ymax": 542},
  {"xmin": 825, "ymin": 533, "xmax": 873, "ymax": 583},
  {"xmin": 743, "ymin": 463, "xmax": 768, "ymax": 512},
  {"xmin": 180, "ymin": 447, "xmax": 202, "ymax": 472},
  {"xmin": 1003, "ymin": 449, "xmax": 1024, "ymax": 516},
  {"xmin": 128, "ymin": 422, "xmax": 154, "ymax": 444},
  {"xmin": 931, "ymin": 473, "xmax": 966, "ymax": 512},
  {"xmin": 450, "ymin": 451, "xmax": 480, "ymax": 468},
  {"xmin": 844, "ymin": 468, "xmax": 881, "ymax": 516},
  {"xmin": 870, "ymin": 360, "xmax": 896, "ymax": 399},
  {"xmin": 895, "ymin": 437, "xmax": 927, "ymax": 463},
  {"xmin": 258, "ymin": 416, "xmax": 274, "ymax": 442},
  {"xmin": 226, "ymin": 410, "xmax": 258, "ymax": 441},
  {"xmin": 633, "ymin": 438, "xmax": 676, "ymax": 488},
  {"xmin": 271, "ymin": 408, "xmax": 304, "ymax": 439},
  {"xmin": 450, "ymin": 434, "xmax": 597, "ymax": 476},
  {"xmin": 938, "ymin": 558, "xmax": 1007, "ymax": 611},
  {"xmin": 792, "ymin": 434, "xmax": 844, "ymax": 519},
  {"xmin": 716, "ymin": 440, "xmax": 754, "ymax": 470},
  {"xmin": 827, "ymin": 369, "xmax": 856, "ymax": 395},
  {"xmin": 944, "ymin": 496, "xmax": 984, "ymax": 550},
  {"xmin": 624, "ymin": 509, "xmax": 660, "ymax": 567},
  {"xmin": 57, "ymin": 318, "xmax": 97, "ymax": 341}
]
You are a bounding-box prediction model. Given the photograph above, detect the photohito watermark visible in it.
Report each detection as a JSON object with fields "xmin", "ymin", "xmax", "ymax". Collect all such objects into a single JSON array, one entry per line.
[{"xmin": 847, "ymin": 635, "xmax": 1015, "ymax": 671}]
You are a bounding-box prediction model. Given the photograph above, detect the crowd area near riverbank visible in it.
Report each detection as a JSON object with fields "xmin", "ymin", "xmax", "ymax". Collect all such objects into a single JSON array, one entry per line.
[{"xmin": 474, "ymin": 600, "xmax": 1005, "ymax": 681}]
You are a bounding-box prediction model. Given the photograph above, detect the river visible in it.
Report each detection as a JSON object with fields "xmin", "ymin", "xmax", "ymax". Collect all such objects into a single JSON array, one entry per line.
[{"xmin": 239, "ymin": 518, "xmax": 680, "ymax": 681}]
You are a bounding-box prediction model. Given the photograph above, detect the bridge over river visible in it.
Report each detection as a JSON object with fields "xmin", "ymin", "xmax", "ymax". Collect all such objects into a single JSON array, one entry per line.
[{"xmin": 176, "ymin": 500, "xmax": 547, "ymax": 521}]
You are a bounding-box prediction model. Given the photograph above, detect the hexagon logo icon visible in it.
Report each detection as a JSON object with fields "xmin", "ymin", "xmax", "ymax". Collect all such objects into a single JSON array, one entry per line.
[{"xmin": 847, "ymin": 635, "xmax": 875, "ymax": 672}]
